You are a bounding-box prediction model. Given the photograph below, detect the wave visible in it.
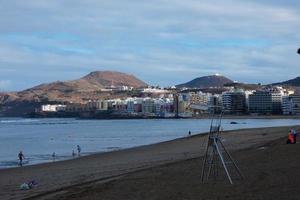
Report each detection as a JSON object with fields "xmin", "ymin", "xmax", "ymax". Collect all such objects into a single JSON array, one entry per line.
[
  {"xmin": 0, "ymin": 119, "xmax": 40, "ymax": 124},
  {"xmin": 0, "ymin": 118, "xmax": 77, "ymax": 125}
]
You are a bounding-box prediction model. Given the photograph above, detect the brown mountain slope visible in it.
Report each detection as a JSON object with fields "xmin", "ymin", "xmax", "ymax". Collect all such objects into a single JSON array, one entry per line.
[
  {"xmin": 1, "ymin": 71, "xmax": 148, "ymax": 104},
  {"xmin": 81, "ymin": 71, "xmax": 147, "ymax": 88}
]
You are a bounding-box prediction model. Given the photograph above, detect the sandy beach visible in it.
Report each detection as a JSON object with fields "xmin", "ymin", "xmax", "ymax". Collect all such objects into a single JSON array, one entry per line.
[{"xmin": 0, "ymin": 125, "xmax": 299, "ymax": 200}]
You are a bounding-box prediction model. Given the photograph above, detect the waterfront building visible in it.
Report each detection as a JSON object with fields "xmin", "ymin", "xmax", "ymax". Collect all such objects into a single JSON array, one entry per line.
[
  {"xmin": 173, "ymin": 94, "xmax": 189, "ymax": 116},
  {"xmin": 248, "ymin": 91, "xmax": 283, "ymax": 114},
  {"xmin": 282, "ymin": 94, "xmax": 300, "ymax": 115},
  {"xmin": 248, "ymin": 91, "xmax": 272, "ymax": 114},
  {"xmin": 282, "ymin": 96, "xmax": 293, "ymax": 115},
  {"xmin": 208, "ymin": 94, "xmax": 222, "ymax": 114},
  {"xmin": 142, "ymin": 98, "xmax": 155, "ymax": 114},
  {"xmin": 271, "ymin": 92, "xmax": 282, "ymax": 114},
  {"xmin": 222, "ymin": 91, "xmax": 246, "ymax": 114},
  {"xmin": 189, "ymin": 92, "xmax": 210, "ymax": 105},
  {"xmin": 66, "ymin": 103, "xmax": 86, "ymax": 112},
  {"xmin": 86, "ymin": 100, "xmax": 108, "ymax": 111},
  {"xmin": 126, "ymin": 100, "xmax": 134, "ymax": 113},
  {"xmin": 41, "ymin": 104, "xmax": 66, "ymax": 112}
]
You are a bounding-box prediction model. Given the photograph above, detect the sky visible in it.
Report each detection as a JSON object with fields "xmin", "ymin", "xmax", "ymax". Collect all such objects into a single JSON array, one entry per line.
[{"xmin": 0, "ymin": 0, "xmax": 300, "ymax": 91}]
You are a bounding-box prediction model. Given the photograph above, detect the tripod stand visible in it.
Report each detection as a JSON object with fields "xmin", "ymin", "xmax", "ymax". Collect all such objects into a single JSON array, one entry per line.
[{"xmin": 201, "ymin": 112, "xmax": 243, "ymax": 184}]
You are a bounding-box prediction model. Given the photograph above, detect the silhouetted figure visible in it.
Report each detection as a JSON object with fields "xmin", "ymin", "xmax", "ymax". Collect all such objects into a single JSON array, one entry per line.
[
  {"xmin": 72, "ymin": 150, "xmax": 76, "ymax": 157},
  {"xmin": 52, "ymin": 152, "xmax": 56, "ymax": 161},
  {"xmin": 18, "ymin": 151, "xmax": 25, "ymax": 166},
  {"xmin": 297, "ymin": 48, "xmax": 300, "ymax": 54},
  {"xmin": 188, "ymin": 131, "xmax": 191, "ymax": 136},
  {"xmin": 77, "ymin": 145, "xmax": 81, "ymax": 156}
]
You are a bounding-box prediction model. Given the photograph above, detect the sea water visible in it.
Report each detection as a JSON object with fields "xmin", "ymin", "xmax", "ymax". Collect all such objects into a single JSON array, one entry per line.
[{"xmin": 0, "ymin": 117, "xmax": 299, "ymax": 168}]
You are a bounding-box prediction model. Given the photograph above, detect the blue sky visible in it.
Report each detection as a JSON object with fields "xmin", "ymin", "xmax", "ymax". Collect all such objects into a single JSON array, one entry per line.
[{"xmin": 0, "ymin": 0, "xmax": 299, "ymax": 91}]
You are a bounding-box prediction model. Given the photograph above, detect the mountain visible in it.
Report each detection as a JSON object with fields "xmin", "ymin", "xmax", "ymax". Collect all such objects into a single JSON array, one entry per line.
[
  {"xmin": 1, "ymin": 71, "xmax": 148, "ymax": 105},
  {"xmin": 224, "ymin": 82, "xmax": 261, "ymax": 90},
  {"xmin": 272, "ymin": 77, "xmax": 300, "ymax": 87},
  {"xmin": 22, "ymin": 71, "xmax": 147, "ymax": 94},
  {"xmin": 176, "ymin": 75, "xmax": 233, "ymax": 88}
]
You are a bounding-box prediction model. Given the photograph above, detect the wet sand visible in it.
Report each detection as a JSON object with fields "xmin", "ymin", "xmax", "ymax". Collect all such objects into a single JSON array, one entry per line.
[{"xmin": 0, "ymin": 126, "xmax": 298, "ymax": 200}]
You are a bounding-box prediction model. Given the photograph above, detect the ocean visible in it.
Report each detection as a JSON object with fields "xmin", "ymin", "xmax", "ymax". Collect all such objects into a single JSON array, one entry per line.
[{"xmin": 0, "ymin": 117, "xmax": 299, "ymax": 168}]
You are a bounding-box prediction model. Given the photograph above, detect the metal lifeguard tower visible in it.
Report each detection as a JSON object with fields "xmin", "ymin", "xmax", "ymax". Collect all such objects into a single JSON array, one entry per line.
[{"xmin": 200, "ymin": 108, "xmax": 243, "ymax": 184}]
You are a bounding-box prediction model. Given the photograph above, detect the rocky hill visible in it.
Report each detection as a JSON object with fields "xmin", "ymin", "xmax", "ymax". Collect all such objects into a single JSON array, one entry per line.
[
  {"xmin": 272, "ymin": 77, "xmax": 300, "ymax": 87},
  {"xmin": 176, "ymin": 74, "xmax": 233, "ymax": 88},
  {"xmin": 0, "ymin": 71, "xmax": 148, "ymax": 105}
]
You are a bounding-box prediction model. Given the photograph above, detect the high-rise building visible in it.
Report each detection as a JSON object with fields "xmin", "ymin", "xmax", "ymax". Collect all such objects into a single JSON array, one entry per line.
[
  {"xmin": 271, "ymin": 92, "xmax": 282, "ymax": 114},
  {"xmin": 248, "ymin": 91, "xmax": 272, "ymax": 114},
  {"xmin": 222, "ymin": 91, "xmax": 246, "ymax": 114},
  {"xmin": 282, "ymin": 94, "xmax": 300, "ymax": 115}
]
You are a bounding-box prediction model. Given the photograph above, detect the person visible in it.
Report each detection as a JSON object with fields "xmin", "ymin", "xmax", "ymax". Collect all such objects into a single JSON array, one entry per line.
[
  {"xmin": 77, "ymin": 145, "xmax": 81, "ymax": 156},
  {"xmin": 18, "ymin": 151, "xmax": 25, "ymax": 166},
  {"xmin": 291, "ymin": 128, "xmax": 297, "ymax": 143},
  {"xmin": 287, "ymin": 131, "xmax": 295, "ymax": 144},
  {"xmin": 52, "ymin": 152, "xmax": 56, "ymax": 161},
  {"xmin": 188, "ymin": 131, "xmax": 191, "ymax": 136},
  {"xmin": 72, "ymin": 150, "xmax": 76, "ymax": 157}
]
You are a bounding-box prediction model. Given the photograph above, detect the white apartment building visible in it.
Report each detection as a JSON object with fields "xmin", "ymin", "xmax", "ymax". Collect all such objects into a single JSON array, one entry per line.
[{"xmin": 41, "ymin": 104, "xmax": 66, "ymax": 112}]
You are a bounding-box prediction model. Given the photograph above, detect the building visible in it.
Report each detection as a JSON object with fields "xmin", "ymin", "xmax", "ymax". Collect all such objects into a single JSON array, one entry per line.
[
  {"xmin": 142, "ymin": 98, "xmax": 155, "ymax": 114},
  {"xmin": 86, "ymin": 100, "xmax": 108, "ymax": 111},
  {"xmin": 173, "ymin": 94, "xmax": 189, "ymax": 116},
  {"xmin": 282, "ymin": 94, "xmax": 300, "ymax": 115},
  {"xmin": 271, "ymin": 92, "xmax": 282, "ymax": 114},
  {"xmin": 248, "ymin": 90, "xmax": 283, "ymax": 114},
  {"xmin": 248, "ymin": 91, "xmax": 272, "ymax": 114},
  {"xmin": 222, "ymin": 91, "xmax": 246, "ymax": 114},
  {"xmin": 189, "ymin": 92, "xmax": 210, "ymax": 105},
  {"xmin": 282, "ymin": 96, "xmax": 293, "ymax": 115},
  {"xmin": 41, "ymin": 104, "xmax": 66, "ymax": 112},
  {"xmin": 208, "ymin": 94, "xmax": 222, "ymax": 114}
]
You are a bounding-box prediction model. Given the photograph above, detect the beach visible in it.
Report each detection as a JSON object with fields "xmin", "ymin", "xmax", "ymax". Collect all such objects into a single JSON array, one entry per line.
[{"xmin": 0, "ymin": 126, "xmax": 299, "ymax": 200}]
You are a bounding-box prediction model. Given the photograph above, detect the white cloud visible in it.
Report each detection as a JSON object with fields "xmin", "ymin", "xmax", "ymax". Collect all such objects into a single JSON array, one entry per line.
[{"xmin": 0, "ymin": 0, "xmax": 299, "ymax": 90}]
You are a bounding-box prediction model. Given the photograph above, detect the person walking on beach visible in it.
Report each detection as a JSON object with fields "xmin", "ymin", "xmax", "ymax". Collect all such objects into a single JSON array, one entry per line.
[
  {"xmin": 188, "ymin": 131, "xmax": 191, "ymax": 136},
  {"xmin": 72, "ymin": 150, "xmax": 76, "ymax": 157},
  {"xmin": 18, "ymin": 151, "xmax": 25, "ymax": 166},
  {"xmin": 77, "ymin": 145, "xmax": 81, "ymax": 156}
]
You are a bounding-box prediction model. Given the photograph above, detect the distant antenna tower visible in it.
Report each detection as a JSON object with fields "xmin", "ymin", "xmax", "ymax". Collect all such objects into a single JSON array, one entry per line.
[{"xmin": 201, "ymin": 108, "xmax": 243, "ymax": 184}]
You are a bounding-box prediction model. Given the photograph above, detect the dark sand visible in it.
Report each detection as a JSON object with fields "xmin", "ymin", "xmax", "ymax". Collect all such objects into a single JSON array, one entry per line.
[{"xmin": 0, "ymin": 126, "xmax": 299, "ymax": 200}]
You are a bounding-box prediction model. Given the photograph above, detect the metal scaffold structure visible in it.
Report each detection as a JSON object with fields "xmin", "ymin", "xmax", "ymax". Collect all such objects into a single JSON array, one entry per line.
[{"xmin": 201, "ymin": 108, "xmax": 244, "ymax": 184}]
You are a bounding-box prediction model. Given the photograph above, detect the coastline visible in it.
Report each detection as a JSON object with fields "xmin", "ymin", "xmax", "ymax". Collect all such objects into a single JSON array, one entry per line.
[
  {"xmin": 0, "ymin": 125, "xmax": 299, "ymax": 200},
  {"xmin": 3, "ymin": 114, "xmax": 300, "ymax": 120}
]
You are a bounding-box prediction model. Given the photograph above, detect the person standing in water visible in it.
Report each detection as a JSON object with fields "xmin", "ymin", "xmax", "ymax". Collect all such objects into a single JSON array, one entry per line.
[
  {"xmin": 52, "ymin": 152, "xmax": 56, "ymax": 161},
  {"xmin": 18, "ymin": 151, "xmax": 25, "ymax": 166},
  {"xmin": 77, "ymin": 145, "xmax": 81, "ymax": 156}
]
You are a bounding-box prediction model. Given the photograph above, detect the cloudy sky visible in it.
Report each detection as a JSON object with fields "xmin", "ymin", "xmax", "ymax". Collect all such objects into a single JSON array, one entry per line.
[{"xmin": 0, "ymin": 0, "xmax": 299, "ymax": 91}]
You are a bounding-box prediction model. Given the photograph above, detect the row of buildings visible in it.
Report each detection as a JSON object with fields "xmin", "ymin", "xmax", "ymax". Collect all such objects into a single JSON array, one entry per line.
[
  {"xmin": 41, "ymin": 87, "xmax": 300, "ymax": 117},
  {"xmin": 41, "ymin": 95, "xmax": 175, "ymax": 117},
  {"xmin": 166, "ymin": 87, "xmax": 299, "ymax": 116}
]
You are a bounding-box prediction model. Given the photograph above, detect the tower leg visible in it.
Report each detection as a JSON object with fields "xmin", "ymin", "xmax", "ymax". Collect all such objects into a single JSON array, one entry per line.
[
  {"xmin": 214, "ymin": 138, "xmax": 233, "ymax": 184},
  {"xmin": 219, "ymin": 139, "xmax": 244, "ymax": 179}
]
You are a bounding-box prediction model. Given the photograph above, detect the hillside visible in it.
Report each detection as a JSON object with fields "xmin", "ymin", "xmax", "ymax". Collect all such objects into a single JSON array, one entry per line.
[
  {"xmin": 272, "ymin": 76, "xmax": 300, "ymax": 87},
  {"xmin": 0, "ymin": 71, "xmax": 148, "ymax": 106},
  {"xmin": 176, "ymin": 75, "xmax": 233, "ymax": 88}
]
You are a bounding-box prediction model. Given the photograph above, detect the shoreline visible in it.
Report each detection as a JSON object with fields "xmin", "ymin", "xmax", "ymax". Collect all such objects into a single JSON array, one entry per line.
[
  {"xmin": 1, "ymin": 114, "xmax": 300, "ymax": 120},
  {"xmin": 0, "ymin": 125, "xmax": 299, "ymax": 200},
  {"xmin": 1, "ymin": 119, "xmax": 300, "ymax": 170}
]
